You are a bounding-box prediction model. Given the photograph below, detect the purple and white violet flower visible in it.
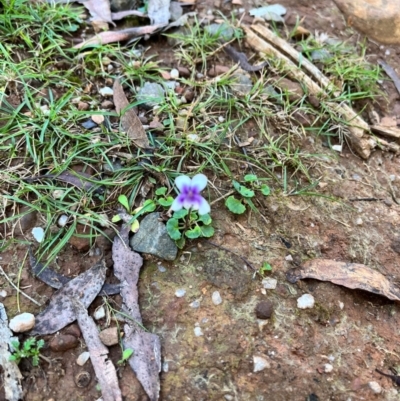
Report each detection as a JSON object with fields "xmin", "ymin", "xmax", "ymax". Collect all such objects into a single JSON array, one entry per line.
[{"xmin": 170, "ymin": 174, "xmax": 210, "ymax": 215}]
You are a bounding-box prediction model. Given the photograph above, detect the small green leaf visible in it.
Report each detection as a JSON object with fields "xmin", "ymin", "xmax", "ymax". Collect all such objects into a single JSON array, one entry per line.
[
  {"xmin": 200, "ymin": 225, "xmax": 214, "ymax": 237},
  {"xmin": 185, "ymin": 225, "xmax": 202, "ymax": 239},
  {"xmin": 176, "ymin": 237, "xmax": 186, "ymax": 249},
  {"xmin": 190, "ymin": 211, "xmax": 198, "ymax": 221},
  {"xmin": 122, "ymin": 348, "xmax": 134, "ymax": 360},
  {"xmin": 173, "ymin": 209, "xmax": 188, "ymax": 219},
  {"xmin": 155, "ymin": 187, "xmax": 167, "ymax": 196},
  {"xmin": 118, "ymin": 194, "xmax": 130, "ymax": 211},
  {"xmin": 238, "ymin": 186, "xmax": 255, "ymax": 198},
  {"xmin": 261, "ymin": 184, "xmax": 270, "ymax": 196},
  {"xmin": 142, "ymin": 199, "xmax": 156, "ymax": 212},
  {"xmin": 225, "ymin": 196, "xmax": 246, "ymax": 214},
  {"xmin": 166, "ymin": 218, "xmax": 181, "ymax": 240},
  {"xmin": 198, "ymin": 213, "xmax": 212, "ymax": 225},
  {"xmin": 158, "ymin": 197, "xmax": 173, "ymax": 207},
  {"xmin": 131, "ymin": 220, "xmax": 140, "ymax": 233},
  {"xmin": 244, "ymin": 174, "xmax": 258, "ymax": 182},
  {"xmin": 111, "ymin": 215, "xmax": 122, "ymax": 223},
  {"xmin": 232, "ymin": 180, "xmax": 241, "ymax": 192},
  {"xmin": 261, "ymin": 262, "xmax": 272, "ymax": 271}
]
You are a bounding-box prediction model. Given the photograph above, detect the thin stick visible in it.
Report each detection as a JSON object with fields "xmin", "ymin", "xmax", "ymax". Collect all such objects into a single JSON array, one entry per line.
[
  {"xmin": 0, "ymin": 266, "xmax": 42, "ymax": 307},
  {"xmin": 210, "ymin": 190, "xmax": 235, "ymax": 205}
]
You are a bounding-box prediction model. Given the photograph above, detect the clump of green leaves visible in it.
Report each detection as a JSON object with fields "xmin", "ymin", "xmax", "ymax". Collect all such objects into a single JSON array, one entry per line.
[
  {"xmin": 9, "ymin": 337, "xmax": 44, "ymax": 366},
  {"xmin": 166, "ymin": 209, "xmax": 214, "ymax": 249},
  {"xmin": 225, "ymin": 174, "xmax": 271, "ymax": 215}
]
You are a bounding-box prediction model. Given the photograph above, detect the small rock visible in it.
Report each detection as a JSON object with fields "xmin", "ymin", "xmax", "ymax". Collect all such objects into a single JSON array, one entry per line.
[
  {"xmin": 31, "ymin": 227, "xmax": 45, "ymax": 243},
  {"xmin": 9, "ymin": 313, "xmax": 35, "ymax": 333},
  {"xmin": 101, "ymin": 100, "xmax": 114, "ymax": 109},
  {"xmin": 162, "ymin": 361, "xmax": 169, "ymax": 372},
  {"xmin": 175, "ymin": 289, "xmax": 186, "ymax": 298},
  {"xmin": 194, "ymin": 327, "xmax": 203, "ymax": 337},
  {"xmin": 332, "ymin": 144, "xmax": 342, "ymax": 152},
  {"xmin": 355, "ymin": 217, "xmax": 363, "ymax": 226},
  {"xmin": 182, "ymin": 88, "xmax": 195, "ymax": 102},
  {"xmin": 76, "ymin": 351, "xmax": 90, "ymax": 366},
  {"xmin": 99, "ymin": 86, "xmax": 114, "ymax": 97},
  {"xmin": 297, "ymin": 294, "xmax": 315, "ymax": 309},
  {"xmin": 190, "ymin": 300, "xmax": 200, "ymax": 308},
  {"xmin": 101, "ymin": 56, "xmax": 112, "ymax": 66},
  {"xmin": 208, "ymin": 65, "xmax": 230, "ymax": 77},
  {"xmin": 69, "ymin": 224, "xmax": 93, "ymax": 252},
  {"xmin": 74, "ymin": 371, "xmax": 91, "ymax": 388},
  {"xmin": 93, "ymin": 306, "xmax": 106, "ymax": 320},
  {"xmin": 81, "ymin": 119, "xmax": 97, "ymax": 130},
  {"xmin": 0, "ymin": 289, "xmax": 7, "ymax": 299},
  {"xmin": 196, "ymin": 72, "xmax": 204, "ymax": 79},
  {"xmin": 91, "ymin": 114, "xmax": 104, "ymax": 125},
  {"xmin": 52, "ymin": 189, "xmax": 65, "ymax": 199},
  {"xmin": 170, "ymin": 68, "xmax": 179, "ymax": 79},
  {"xmin": 130, "ymin": 212, "xmax": 178, "ymax": 261},
  {"xmin": 324, "ymin": 363, "xmax": 333, "ymax": 373},
  {"xmin": 262, "ymin": 278, "xmax": 277, "ymax": 289},
  {"xmin": 50, "ymin": 334, "xmax": 79, "ymax": 352},
  {"xmin": 57, "ymin": 214, "xmax": 69, "ymax": 227},
  {"xmin": 178, "ymin": 66, "xmax": 190, "ymax": 77},
  {"xmin": 212, "ymin": 291, "xmax": 222, "ymax": 305},
  {"xmin": 285, "ymin": 254, "xmax": 293, "ymax": 261},
  {"xmin": 231, "ymin": 72, "xmax": 253, "ymax": 94},
  {"xmin": 99, "ymin": 327, "xmax": 119, "ymax": 346},
  {"xmin": 339, "ymin": 301, "xmax": 344, "ymax": 310},
  {"xmin": 77, "ymin": 102, "xmax": 89, "ymax": 111},
  {"xmin": 64, "ymin": 324, "xmax": 81, "ymax": 338},
  {"xmin": 158, "ymin": 265, "xmax": 167, "ymax": 272},
  {"xmin": 137, "ymin": 82, "xmax": 165, "ymax": 108},
  {"xmin": 368, "ymin": 381, "xmax": 382, "ymax": 394},
  {"xmin": 253, "ymin": 355, "xmax": 270, "ymax": 372},
  {"xmin": 255, "ymin": 301, "xmax": 273, "ymax": 319}
]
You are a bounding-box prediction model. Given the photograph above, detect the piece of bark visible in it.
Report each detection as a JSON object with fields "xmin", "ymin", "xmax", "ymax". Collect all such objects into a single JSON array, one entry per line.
[
  {"xmin": 242, "ymin": 23, "xmax": 374, "ymax": 159},
  {"xmin": 287, "ymin": 258, "xmax": 400, "ymax": 302},
  {"xmin": 113, "ymin": 79, "xmax": 151, "ymax": 149},
  {"xmin": 30, "ymin": 261, "xmax": 106, "ymax": 335},
  {"xmin": 371, "ymin": 125, "xmax": 400, "ymax": 140},
  {"xmin": 72, "ymin": 299, "xmax": 122, "ymax": 401}
]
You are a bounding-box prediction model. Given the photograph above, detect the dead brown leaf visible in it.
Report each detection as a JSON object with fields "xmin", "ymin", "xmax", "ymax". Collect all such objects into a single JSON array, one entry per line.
[
  {"xmin": 74, "ymin": 25, "xmax": 163, "ymax": 49},
  {"xmin": 287, "ymin": 258, "xmax": 400, "ymax": 302},
  {"xmin": 77, "ymin": 0, "xmax": 115, "ymax": 26},
  {"xmin": 113, "ymin": 79, "xmax": 151, "ymax": 149},
  {"xmin": 72, "ymin": 299, "xmax": 122, "ymax": 401}
]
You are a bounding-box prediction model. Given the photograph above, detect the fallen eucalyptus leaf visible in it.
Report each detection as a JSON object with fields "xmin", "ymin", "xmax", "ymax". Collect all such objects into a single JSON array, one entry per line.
[
  {"xmin": 30, "ymin": 261, "xmax": 106, "ymax": 335},
  {"xmin": 287, "ymin": 258, "xmax": 400, "ymax": 302},
  {"xmin": 148, "ymin": 0, "xmax": 171, "ymax": 25},
  {"xmin": 77, "ymin": 0, "xmax": 115, "ymax": 26},
  {"xmin": 113, "ymin": 79, "xmax": 150, "ymax": 149},
  {"xmin": 112, "ymin": 225, "xmax": 161, "ymax": 401},
  {"xmin": 249, "ymin": 4, "xmax": 286, "ymax": 22},
  {"xmin": 72, "ymin": 299, "xmax": 122, "ymax": 401}
]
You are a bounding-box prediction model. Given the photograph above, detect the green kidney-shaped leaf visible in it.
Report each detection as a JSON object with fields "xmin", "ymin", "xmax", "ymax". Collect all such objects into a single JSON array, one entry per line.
[
  {"xmin": 158, "ymin": 196, "xmax": 173, "ymax": 207},
  {"xmin": 111, "ymin": 214, "xmax": 122, "ymax": 223},
  {"xmin": 198, "ymin": 213, "xmax": 212, "ymax": 225},
  {"xmin": 166, "ymin": 218, "xmax": 181, "ymax": 240},
  {"xmin": 173, "ymin": 209, "xmax": 188, "ymax": 219},
  {"xmin": 225, "ymin": 196, "xmax": 246, "ymax": 214},
  {"xmin": 261, "ymin": 184, "xmax": 270, "ymax": 196},
  {"xmin": 176, "ymin": 237, "xmax": 186, "ymax": 249},
  {"xmin": 239, "ymin": 186, "xmax": 255, "ymax": 198},
  {"xmin": 185, "ymin": 225, "xmax": 202, "ymax": 239},
  {"xmin": 244, "ymin": 174, "xmax": 258, "ymax": 182},
  {"xmin": 118, "ymin": 194, "xmax": 130, "ymax": 211},
  {"xmin": 200, "ymin": 225, "xmax": 214, "ymax": 237},
  {"xmin": 155, "ymin": 187, "xmax": 167, "ymax": 196}
]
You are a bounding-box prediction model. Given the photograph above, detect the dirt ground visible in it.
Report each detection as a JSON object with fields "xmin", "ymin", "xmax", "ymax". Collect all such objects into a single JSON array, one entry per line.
[{"xmin": 2, "ymin": 0, "xmax": 400, "ymax": 400}]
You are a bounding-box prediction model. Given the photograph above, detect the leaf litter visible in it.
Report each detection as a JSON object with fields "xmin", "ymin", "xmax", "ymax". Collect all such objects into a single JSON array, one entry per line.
[{"xmin": 112, "ymin": 224, "xmax": 161, "ymax": 401}]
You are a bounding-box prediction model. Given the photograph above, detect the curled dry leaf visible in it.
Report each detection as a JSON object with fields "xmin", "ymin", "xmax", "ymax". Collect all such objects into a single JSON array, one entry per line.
[
  {"xmin": 30, "ymin": 261, "xmax": 107, "ymax": 335},
  {"xmin": 72, "ymin": 299, "xmax": 122, "ymax": 401},
  {"xmin": 0, "ymin": 304, "xmax": 23, "ymax": 401},
  {"xmin": 287, "ymin": 258, "xmax": 400, "ymax": 302},
  {"xmin": 113, "ymin": 79, "xmax": 151, "ymax": 149},
  {"xmin": 74, "ymin": 25, "xmax": 163, "ymax": 49},
  {"xmin": 112, "ymin": 225, "xmax": 161, "ymax": 401}
]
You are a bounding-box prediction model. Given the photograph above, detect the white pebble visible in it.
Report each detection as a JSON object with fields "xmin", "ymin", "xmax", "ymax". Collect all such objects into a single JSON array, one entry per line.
[
  {"xmin": 389, "ymin": 174, "xmax": 396, "ymax": 182},
  {"xmin": 32, "ymin": 227, "xmax": 45, "ymax": 243},
  {"xmin": 355, "ymin": 217, "xmax": 363, "ymax": 226},
  {"xmin": 332, "ymin": 144, "xmax": 342, "ymax": 152},
  {"xmin": 324, "ymin": 363, "xmax": 333, "ymax": 373},
  {"xmin": 190, "ymin": 300, "xmax": 200, "ymax": 308},
  {"xmin": 218, "ymin": 116, "xmax": 225, "ymax": 122},
  {"xmin": 297, "ymin": 294, "xmax": 315, "ymax": 309},
  {"xmin": 212, "ymin": 291, "xmax": 222, "ymax": 305},
  {"xmin": 175, "ymin": 289, "xmax": 186, "ymax": 298},
  {"xmin": 162, "ymin": 362, "xmax": 169, "ymax": 372},
  {"xmin": 194, "ymin": 327, "xmax": 203, "ymax": 337},
  {"xmin": 9, "ymin": 313, "xmax": 35, "ymax": 333},
  {"xmin": 262, "ymin": 278, "xmax": 277, "ymax": 289},
  {"xmin": 253, "ymin": 355, "xmax": 270, "ymax": 372},
  {"xmin": 99, "ymin": 86, "xmax": 114, "ymax": 97},
  {"xmin": 285, "ymin": 254, "xmax": 293, "ymax": 261},
  {"xmin": 93, "ymin": 306, "xmax": 106, "ymax": 320},
  {"xmin": 170, "ymin": 68, "xmax": 179, "ymax": 79},
  {"xmin": 0, "ymin": 289, "xmax": 7, "ymax": 298},
  {"xmin": 339, "ymin": 301, "xmax": 344, "ymax": 310},
  {"xmin": 57, "ymin": 214, "xmax": 68, "ymax": 227},
  {"xmin": 158, "ymin": 265, "xmax": 166, "ymax": 272},
  {"xmin": 76, "ymin": 351, "xmax": 90, "ymax": 366},
  {"xmin": 368, "ymin": 381, "xmax": 382, "ymax": 394},
  {"xmin": 52, "ymin": 189, "xmax": 65, "ymax": 199}
]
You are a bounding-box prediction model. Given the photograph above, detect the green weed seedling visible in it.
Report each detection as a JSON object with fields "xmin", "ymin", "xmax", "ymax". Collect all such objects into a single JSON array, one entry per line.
[
  {"xmin": 253, "ymin": 262, "xmax": 273, "ymax": 279},
  {"xmin": 117, "ymin": 348, "xmax": 134, "ymax": 365},
  {"xmin": 166, "ymin": 209, "xmax": 214, "ymax": 249},
  {"xmin": 225, "ymin": 174, "xmax": 271, "ymax": 215},
  {"xmin": 9, "ymin": 337, "xmax": 44, "ymax": 366}
]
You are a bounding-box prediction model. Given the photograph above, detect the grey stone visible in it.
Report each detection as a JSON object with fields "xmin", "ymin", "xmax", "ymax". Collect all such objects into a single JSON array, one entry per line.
[
  {"xmin": 137, "ymin": 82, "xmax": 165, "ymax": 108},
  {"xmin": 130, "ymin": 213, "xmax": 178, "ymax": 261},
  {"xmin": 231, "ymin": 72, "xmax": 253, "ymax": 94},
  {"xmin": 204, "ymin": 23, "xmax": 235, "ymax": 41}
]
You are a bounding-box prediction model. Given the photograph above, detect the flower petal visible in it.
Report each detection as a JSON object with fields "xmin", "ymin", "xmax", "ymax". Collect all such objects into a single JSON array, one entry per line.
[
  {"xmin": 191, "ymin": 174, "xmax": 208, "ymax": 192},
  {"xmin": 175, "ymin": 175, "xmax": 191, "ymax": 192},
  {"xmin": 171, "ymin": 197, "xmax": 184, "ymax": 211},
  {"xmin": 197, "ymin": 196, "xmax": 211, "ymax": 215}
]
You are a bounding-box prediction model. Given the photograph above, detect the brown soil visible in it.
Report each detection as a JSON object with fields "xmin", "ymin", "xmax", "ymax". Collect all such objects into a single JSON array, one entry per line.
[{"xmin": 2, "ymin": 1, "xmax": 400, "ymax": 400}]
